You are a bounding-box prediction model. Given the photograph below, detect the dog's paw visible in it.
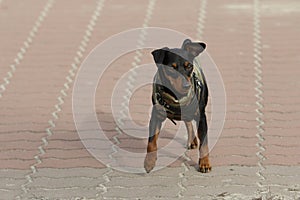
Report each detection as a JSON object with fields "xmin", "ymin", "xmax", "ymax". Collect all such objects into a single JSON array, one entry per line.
[
  {"xmin": 198, "ymin": 156, "xmax": 211, "ymax": 173},
  {"xmin": 144, "ymin": 153, "xmax": 157, "ymax": 173},
  {"xmin": 187, "ymin": 137, "xmax": 198, "ymax": 149}
]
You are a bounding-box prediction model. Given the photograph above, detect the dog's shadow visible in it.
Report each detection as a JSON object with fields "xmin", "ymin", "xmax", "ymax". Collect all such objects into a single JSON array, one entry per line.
[{"xmin": 95, "ymin": 109, "xmax": 198, "ymax": 171}]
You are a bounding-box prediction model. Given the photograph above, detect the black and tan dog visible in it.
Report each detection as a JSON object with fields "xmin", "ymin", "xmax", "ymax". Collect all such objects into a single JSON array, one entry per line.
[{"xmin": 144, "ymin": 39, "xmax": 211, "ymax": 173}]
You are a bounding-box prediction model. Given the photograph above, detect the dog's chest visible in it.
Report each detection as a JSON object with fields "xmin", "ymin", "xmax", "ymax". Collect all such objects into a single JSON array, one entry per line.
[
  {"xmin": 153, "ymin": 80, "xmax": 201, "ymax": 121},
  {"xmin": 163, "ymin": 93, "xmax": 199, "ymax": 121}
]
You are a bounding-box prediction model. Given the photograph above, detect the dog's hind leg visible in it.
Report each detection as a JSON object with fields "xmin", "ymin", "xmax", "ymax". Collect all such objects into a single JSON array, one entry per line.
[
  {"xmin": 184, "ymin": 121, "xmax": 198, "ymax": 149},
  {"xmin": 144, "ymin": 105, "xmax": 166, "ymax": 173},
  {"xmin": 197, "ymin": 112, "xmax": 211, "ymax": 173}
]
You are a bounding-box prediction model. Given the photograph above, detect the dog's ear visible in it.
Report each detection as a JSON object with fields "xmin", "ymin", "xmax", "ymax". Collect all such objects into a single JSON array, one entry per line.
[
  {"xmin": 151, "ymin": 47, "xmax": 169, "ymax": 65},
  {"xmin": 182, "ymin": 39, "xmax": 206, "ymax": 57}
]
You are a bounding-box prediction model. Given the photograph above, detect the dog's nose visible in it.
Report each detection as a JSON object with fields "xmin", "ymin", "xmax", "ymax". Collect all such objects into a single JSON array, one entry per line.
[{"xmin": 183, "ymin": 83, "xmax": 190, "ymax": 89}]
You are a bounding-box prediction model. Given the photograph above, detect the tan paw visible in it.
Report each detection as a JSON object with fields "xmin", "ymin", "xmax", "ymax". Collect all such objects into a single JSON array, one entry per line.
[
  {"xmin": 198, "ymin": 156, "xmax": 212, "ymax": 173},
  {"xmin": 144, "ymin": 152, "xmax": 157, "ymax": 173}
]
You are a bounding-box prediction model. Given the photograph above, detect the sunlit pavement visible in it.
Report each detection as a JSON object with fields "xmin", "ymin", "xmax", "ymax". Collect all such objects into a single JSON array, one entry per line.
[{"xmin": 0, "ymin": 0, "xmax": 299, "ymax": 199}]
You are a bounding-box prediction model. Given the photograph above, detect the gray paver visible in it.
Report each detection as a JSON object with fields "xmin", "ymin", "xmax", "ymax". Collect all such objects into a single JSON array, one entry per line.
[{"xmin": 1, "ymin": 166, "xmax": 299, "ymax": 199}]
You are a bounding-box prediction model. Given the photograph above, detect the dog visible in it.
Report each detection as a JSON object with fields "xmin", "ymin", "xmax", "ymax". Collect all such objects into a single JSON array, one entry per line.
[{"xmin": 144, "ymin": 39, "xmax": 211, "ymax": 173}]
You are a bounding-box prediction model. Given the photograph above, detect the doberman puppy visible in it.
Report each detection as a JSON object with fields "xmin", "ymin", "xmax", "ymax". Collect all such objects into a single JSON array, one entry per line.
[{"xmin": 144, "ymin": 39, "xmax": 211, "ymax": 173}]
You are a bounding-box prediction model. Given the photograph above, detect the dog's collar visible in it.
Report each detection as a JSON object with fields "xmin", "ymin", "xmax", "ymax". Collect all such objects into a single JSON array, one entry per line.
[{"xmin": 155, "ymin": 85, "xmax": 195, "ymax": 108}]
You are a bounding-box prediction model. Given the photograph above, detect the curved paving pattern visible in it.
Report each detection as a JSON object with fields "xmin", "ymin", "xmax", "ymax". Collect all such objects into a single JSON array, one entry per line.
[{"xmin": 0, "ymin": 0, "xmax": 299, "ymax": 199}]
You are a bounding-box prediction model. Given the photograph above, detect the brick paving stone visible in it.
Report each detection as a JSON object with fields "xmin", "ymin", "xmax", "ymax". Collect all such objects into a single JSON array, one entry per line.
[
  {"xmin": 0, "ymin": 169, "xmax": 27, "ymax": 200},
  {"xmin": 30, "ymin": 0, "xmax": 151, "ymax": 171},
  {"xmin": 0, "ymin": 0, "xmax": 46, "ymax": 78},
  {"xmin": 0, "ymin": 0, "xmax": 96, "ymax": 170},
  {"xmin": 0, "ymin": 0, "xmax": 99, "ymax": 198},
  {"xmin": 260, "ymin": 0, "xmax": 300, "ymax": 162},
  {"xmin": 2, "ymin": 166, "xmax": 298, "ymax": 199},
  {"xmin": 0, "ymin": 0, "xmax": 300, "ymax": 199},
  {"xmin": 202, "ymin": 0, "xmax": 258, "ymax": 168}
]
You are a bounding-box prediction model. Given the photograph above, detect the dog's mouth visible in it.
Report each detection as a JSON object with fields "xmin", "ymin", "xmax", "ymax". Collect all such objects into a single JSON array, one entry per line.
[
  {"xmin": 171, "ymin": 82, "xmax": 192, "ymax": 97},
  {"xmin": 171, "ymin": 78, "xmax": 192, "ymax": 96}
]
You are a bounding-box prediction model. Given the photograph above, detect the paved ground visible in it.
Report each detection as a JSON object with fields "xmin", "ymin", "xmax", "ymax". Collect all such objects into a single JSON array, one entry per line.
[{"xmin": 0, "ymin": 0, "xmax": 300, "ymax": 199}]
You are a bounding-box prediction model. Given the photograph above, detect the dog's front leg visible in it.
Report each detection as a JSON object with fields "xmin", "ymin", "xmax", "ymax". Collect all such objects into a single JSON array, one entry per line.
[
  {"xmin": 144, "ymin": 105, "xmax": 166, "ymax": 173},
  {"xmin": 197, "ymin": 112, "xmax": 211, "ymax": 173}
]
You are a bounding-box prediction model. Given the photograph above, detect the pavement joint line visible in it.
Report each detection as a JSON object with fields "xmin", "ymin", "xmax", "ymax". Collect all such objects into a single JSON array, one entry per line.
[
  {"xmin": 177, "ymin": 162, "xmax": 189, "ymax": 198},
  {"xmin": 15, "ymin": 0, "xmax": 106, "ymax": 199},
  {"xmin": 106, "ymin": 0, "xmax": 156, "ymax": 176},
  {"xmin": 97, "ymin": 168, "xmax": 113, "ymax": 198},
  {"xmin": 196, "ymin": 0, "xmax": 207, "ymax": 41},
  {"xmin": 0, "ymin": 0, "xmax": 55, "ymax": 99},
  {"xmin": 97, "ymin": 0, "xmax": 156, "ymax": 197},
  {"xmin": 253, "ymin": 0, "xmax": 268, "ymax": 197}
]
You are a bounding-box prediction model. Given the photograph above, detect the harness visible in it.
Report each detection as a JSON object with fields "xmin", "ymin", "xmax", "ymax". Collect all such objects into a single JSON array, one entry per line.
[{"xmin": 153, "ymin": 64, "xmax": 204, "ymax": 124}]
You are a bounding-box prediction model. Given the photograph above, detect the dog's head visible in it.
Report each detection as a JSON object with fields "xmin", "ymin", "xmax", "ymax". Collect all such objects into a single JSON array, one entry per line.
[{"xmin": 152, "ymin": 39, "xmax": 206, "ymax": 96}]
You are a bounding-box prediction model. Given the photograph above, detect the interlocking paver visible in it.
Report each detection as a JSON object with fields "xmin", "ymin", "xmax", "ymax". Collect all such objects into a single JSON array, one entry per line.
[
  {"xmin": 0, "ymin": 0, "xmax": 299, "ymax": 199},
  {"xmin": 0, "ymin": 0, "xmax": 95, "ymax": 170},
  {"xmin": 0, "ymin": 0, "xmax": 46, "ymax": 78}
]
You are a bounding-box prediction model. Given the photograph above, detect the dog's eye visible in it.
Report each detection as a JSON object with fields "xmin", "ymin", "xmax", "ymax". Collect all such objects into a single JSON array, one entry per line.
[
  {"xmin": 184, "ymin": 62, "xmax": 193, "ymax": 70},
  {"xmin": 172, "ymin": 63, "xmax": 177, "ymax": 69}
]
